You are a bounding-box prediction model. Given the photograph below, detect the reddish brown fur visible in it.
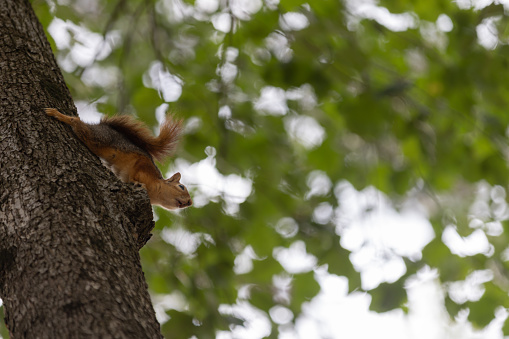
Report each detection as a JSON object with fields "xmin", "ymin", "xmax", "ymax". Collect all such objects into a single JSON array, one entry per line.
[
  {"xmin": 102, "ymin": 115, "xmax": 183, "ymax": 162},
  {"xmin": 44, "ymin": 108, "xmax": 192, "ymax": 210}
]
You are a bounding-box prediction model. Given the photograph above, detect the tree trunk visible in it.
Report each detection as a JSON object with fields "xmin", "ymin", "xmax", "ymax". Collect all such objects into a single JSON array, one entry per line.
[{"xmin": 0, "ymin": 1, "xmax": 162, "ymax": 337}]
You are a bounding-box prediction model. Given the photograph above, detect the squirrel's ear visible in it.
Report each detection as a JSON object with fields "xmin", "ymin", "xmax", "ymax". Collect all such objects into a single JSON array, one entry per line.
[{"xmin": 167, "ymin": 172, "xmax": 181, "ymax": 183}]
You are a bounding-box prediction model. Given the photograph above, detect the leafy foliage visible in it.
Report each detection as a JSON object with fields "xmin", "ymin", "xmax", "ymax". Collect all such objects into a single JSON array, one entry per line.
[{"xmin": 24, "ymin": 0, "xmax": 509, "ymax": 336}]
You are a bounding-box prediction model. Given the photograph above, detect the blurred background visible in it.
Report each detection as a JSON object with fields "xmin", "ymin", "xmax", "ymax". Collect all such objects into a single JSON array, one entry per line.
[{"xmin": 4, "ymin": 0, "xmax": 509, "ymax": 337}]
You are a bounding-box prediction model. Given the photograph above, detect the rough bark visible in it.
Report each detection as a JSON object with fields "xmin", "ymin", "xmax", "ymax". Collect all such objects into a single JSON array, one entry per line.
[{"xmin": 0, "ymin": 1, "xmax": 162, "ymax": 338}]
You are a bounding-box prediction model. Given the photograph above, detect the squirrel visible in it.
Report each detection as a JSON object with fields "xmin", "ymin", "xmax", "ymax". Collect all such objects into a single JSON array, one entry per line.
[{"xmin": 44, "ymin": 108, "xmax": 192, "ymax": 210}]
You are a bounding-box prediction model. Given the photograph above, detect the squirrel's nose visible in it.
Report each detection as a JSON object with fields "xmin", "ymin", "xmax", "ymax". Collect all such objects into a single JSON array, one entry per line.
[{"xmin": 177, "ymin": 198, "xmax": 193, "ymax": 208}]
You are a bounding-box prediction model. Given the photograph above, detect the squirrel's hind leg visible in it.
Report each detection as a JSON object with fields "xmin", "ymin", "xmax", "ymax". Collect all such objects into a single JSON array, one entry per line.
[
  {"xmin": 44, "ymin": 108, "xmax": 76, "ymax": 125},
  {"xmin": 45, "ymin": 108, "xmax": 95, "ymax": 150}
]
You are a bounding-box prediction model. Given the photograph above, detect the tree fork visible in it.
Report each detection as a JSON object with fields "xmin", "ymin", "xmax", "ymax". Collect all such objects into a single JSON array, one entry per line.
[{"xmin": 0, "ymin": 0, "xmax": 162, "ymax": 337}]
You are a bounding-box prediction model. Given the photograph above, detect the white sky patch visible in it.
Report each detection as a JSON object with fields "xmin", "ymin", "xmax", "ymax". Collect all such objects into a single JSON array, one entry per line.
[
  {"xmin": 468, "ymin": 183, "xmax": 508, "ymax": 236},
  {"xmin": 273, "ymin": 273, "xmax": 292, "ymax": 304},
  {"xmin": 269, "ymin": 305, "xmax": 293, "ymax": 325},
  {"xmin": 212, "ymin": 12, "xmax": 232, "ymax": 32},
  {"xmin": 265, "ymin": 32, "xmax": 293, "ymax": 62},
  {"xmin": 224, "ymin": 47, "xmax": 239, "ymax": 62},
  {"xmin": 265, "ymin": 0, "xmax": 280, "ymax": 10},
  {"xmin": 280, "ymin": 12, "xmax": 310, "ymax": 31},
  {"xmin": 155, "ymin": 103, "xmax": 170, "ymax": 125},
  {"xmin": 143, "ymin": 61, "xmax": 183, "ymax": 102},
  {"xmin": 47, "ymin": 18, "xmax": 72, "ymax": 49},
  {"xmin": 455, "ymin": 0, "xmax": 474, "ymax": 9},
  {"xmin": 218, "ymin": 62, "xmax": 238, "ymax": 83},
  {"xmin": 358, "ymin": 254, "xmax": 407, "ymax": 290},
  {"xmin": 218, "ymin": 105, "xmax": 232, "ymax": 119},
  {"xmin": 230, "ymin": 0, "xmax": 262, "ymax": 20},
  {"xmin": 254, "ymin": 86, "xmax": 288, "ymax": 115},
  {"xmin": 335, "ymin": 181, "xmax": 434, "ymax": 289},
  {"xmin": 447, "ymin": 270, "xmax": 493, "ymax": 304},
  {"xmin": 490, "ymin": 184, "xmax": 506, "ymax": 203},
  {"xmin": 286, "ymin": 84, "xmax": 317, "ymax": 111},
  {"xmin": 284, "ymin": 115, "xmax": 325, "ymax": 149},
  {"xmin": 291, "ymin": 267, "xmax": 506, "ymax": 339},
  {"xmin": 273, "ymin": 241, "xmax": 317, "ymax": 274},
  {"xmin": 469, "ymin": 181, "xmax": 497, "ymax": 220},
  {"xmin": 161, "ymin": 227, "xmax": 202, "ymax": 255},
  {"xmin": 75, "ymin": 100, "xmax": 103, "ymax": 123},
  {"xmin": 274, "ymin": 217, "xmax": 299, "ymax": 238},
  {"xmin": 477, "ymin": 17, "xmax": 499, "ymax": 50},
  {"xmin": 442, "ymin": 226, "xmax": 493, "ymax": 257},
  {"xmin": 218, "ymin": 301, "xmax": 271, "ymax": 339},
  {"xmin": 313, "ymin": 202, "xmax": 334, "ymax": 225},
  {"xmin": 405, "ymin": 268, "xmax": 454, "ymax": 339},
  {"xmin": 152, "ymin": 291, "xmax": 187, "ymax": 324},
  {"xmin": 195, "ymin": 0, "xmax": 219, "ymax": 13},
  {"xmin": 436, "ymin": 14, "xmax": 453, "ymax": 32},
  {"xmin": 336, "ymin": 182, "xmax": 434, "ymax": 258},
  {"xmin": 296, "ymin": 269, "xmax": 409, "ymax": 339},
  {"xmin": 170, "ymin": 147, "xmax": 252, "ymax": 215},
  {"xmin": 48, "ymin": 18, "xmax": 119, "ymax": 70},
  {"xmin": 159, "ymin": 0, "xmax": 195, "ymax": 23},
  {"xmin": 81, "ymin": 64, "xmax": 119, "ymax": 88},
  {"xmin": 483, "ymin": 221, "xmax": 504, "ymax": 236},
  {"xmin": 345, "ymin": 0, "xmax": 417, "ymax": 32},
  {"xmin": 306, "ymin": 170, "xmax": 332, "ymax": 199},
  {"xmin": 234, "ymin": 245, "xmax": 259, "ymax": 274}
]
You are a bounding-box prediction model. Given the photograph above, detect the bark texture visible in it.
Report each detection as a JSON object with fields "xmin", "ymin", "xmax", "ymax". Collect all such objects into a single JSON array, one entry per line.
[{"xmin": 0, "ymin": 1, "xmax": 162, "ymax": 338}]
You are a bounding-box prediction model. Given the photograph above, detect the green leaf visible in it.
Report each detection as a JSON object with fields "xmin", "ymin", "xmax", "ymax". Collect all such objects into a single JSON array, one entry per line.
[
  {"xmin": 279, "ymin": 0, "xmax": 309, "ymax": 11},
  {"xmin": 468, "ymin": 282, "xmax": 508, "ymax": 329},
  {"xmin": 290, "ymin": 272, "xmax": 320, "ymax": 312},
  {"xmin": 479, "ymin": 4, "xmax": 505, "ymax": 21},
  {"xmin": 503, "ymin": 317, "xmax": 509, "ymax": 336},
  {"xmin": 161, "ymin": 311, "xmax": 196, "ymax": 339},
  {"xmin": 369, "ymin": 280, "xmax": 407, "ymax": 312}
]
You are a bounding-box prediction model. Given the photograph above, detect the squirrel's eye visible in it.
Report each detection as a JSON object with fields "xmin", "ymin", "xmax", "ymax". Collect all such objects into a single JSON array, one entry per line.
[{"xmin": 179, "ymin": 184, "xmax": 185, "ymax": 191}]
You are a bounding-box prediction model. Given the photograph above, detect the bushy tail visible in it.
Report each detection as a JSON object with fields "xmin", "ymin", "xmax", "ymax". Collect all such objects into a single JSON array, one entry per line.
[{"xmin": 102, "ymin": 114, "xmax": 183, "ymax": 162}]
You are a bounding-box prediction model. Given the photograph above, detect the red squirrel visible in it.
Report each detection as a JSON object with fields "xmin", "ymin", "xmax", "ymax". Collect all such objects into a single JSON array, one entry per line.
[{"xmin": 44, "ymin": 108, "xmax": 192, "ymax": 210}]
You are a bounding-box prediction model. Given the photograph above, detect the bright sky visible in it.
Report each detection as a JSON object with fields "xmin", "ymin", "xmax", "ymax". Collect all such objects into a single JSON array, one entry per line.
[
  {"xmin": 75, "ymin": 99, "xmax": 508, "ymax": 338},
  {"xmin": 1, "ymin": 1, "xmax": 503, "ymax": 338}
]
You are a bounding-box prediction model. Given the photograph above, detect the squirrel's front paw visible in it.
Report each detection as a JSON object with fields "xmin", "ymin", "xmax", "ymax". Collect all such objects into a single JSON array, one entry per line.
[
  {"xmin": 44, "ymin": 108, "xmax": 59, "ymax": 117},
  {"xmin": 132, "ymin": 181, "xmax": 146, "ymax": 189}
]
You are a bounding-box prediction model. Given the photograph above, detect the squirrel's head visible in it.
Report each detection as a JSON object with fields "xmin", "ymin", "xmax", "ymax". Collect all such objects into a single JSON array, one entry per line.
[{"xmin": 156, "ymin": 172, "xmax": 193, "ymax": 210}]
